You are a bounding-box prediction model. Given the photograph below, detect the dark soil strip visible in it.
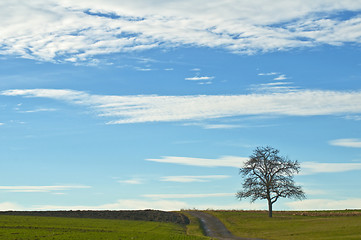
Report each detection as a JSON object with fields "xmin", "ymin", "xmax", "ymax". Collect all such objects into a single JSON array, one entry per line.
[{"xmin": 187, "ymin": 211, "xmax": 264, "ymax": 240}]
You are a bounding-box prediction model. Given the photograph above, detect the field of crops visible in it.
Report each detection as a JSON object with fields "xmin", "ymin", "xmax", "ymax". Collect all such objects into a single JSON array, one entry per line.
[
  {"xmin": 209, "ymin": 210, "xmax": 361, "ymax": 240},
  {"xmin": 0, "ymin": 215, "xmax": 210, "ymax": 240}
]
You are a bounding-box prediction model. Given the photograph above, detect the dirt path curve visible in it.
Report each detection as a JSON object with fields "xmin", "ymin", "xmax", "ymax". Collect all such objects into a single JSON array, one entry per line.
[{"xmin": 187, "ymin": 211, "xmax": 264, "ymax": 240}]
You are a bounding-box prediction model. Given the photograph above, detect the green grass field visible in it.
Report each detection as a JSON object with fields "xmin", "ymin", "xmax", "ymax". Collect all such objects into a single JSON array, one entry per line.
[
  {"xmin": 0, "ymin": 215, "xmax": 210, "ymax": 240},
  {"xmin": 209, "ymin": 210, "xmax": 361, "ymax": 240},
  {"xmin": 2, "ymin": 210, "xmax": 361, "ymax": 239}
]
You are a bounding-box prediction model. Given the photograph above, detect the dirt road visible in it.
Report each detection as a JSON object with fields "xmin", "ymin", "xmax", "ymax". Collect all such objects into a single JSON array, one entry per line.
[{"xmin": 187, "ymin": 211, "xmax": 264, "ymax": 240}]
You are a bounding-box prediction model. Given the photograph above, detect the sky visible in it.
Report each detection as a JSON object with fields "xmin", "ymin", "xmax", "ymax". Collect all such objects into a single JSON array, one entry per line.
[{"xmin": 1, "ymin": 0, "xmax": 361, "ymax": 211}]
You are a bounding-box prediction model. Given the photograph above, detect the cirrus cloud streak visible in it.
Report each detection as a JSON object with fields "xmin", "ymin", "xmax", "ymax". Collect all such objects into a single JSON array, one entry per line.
[
  {"xmin": 2, "ymin": 0, "xmax": 361, "ymax": 63},
  {"xmin": 146, "ymin": 156, "xmax": 247, "ymax": 168},
  {"xmin": 2, "ymin": 88, "xmax": 361, "ymax": 124},
  {"xmin": 301, "ymin": 162, "xmax": 361, "ymax": 175},
  {"xmin": 0, "ymin": 185, "xmax": 91, "ymax": 193},
  {"xmin": 143, "ymin": 193, "xmax": 235, "ymax": 199},
  {"xmin": 329, "ymin": 138, "xmax": 361, "ymax": 148},
  {"xmin": 160, "ymin": 175, "xmax": 230, "ymax": 183}
]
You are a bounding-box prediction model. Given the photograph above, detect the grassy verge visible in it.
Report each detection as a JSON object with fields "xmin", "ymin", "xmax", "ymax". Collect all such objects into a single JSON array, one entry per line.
[
  {"xmin": 209, "ymin": 210, "xmax": 361, "ymax": 240},
  {"xmin": 0, "ymin": 214, "xmax": 209, "ymax": 240},
  {"xmin": 181, "ymin": 211, "xmax": 209, "ymax": 238}
]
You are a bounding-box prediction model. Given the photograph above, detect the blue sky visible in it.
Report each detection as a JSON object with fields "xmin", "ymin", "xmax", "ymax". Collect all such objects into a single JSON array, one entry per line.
[{"xmin": 1, "ymin": 0, "xmax": 361, "ymax": 211}]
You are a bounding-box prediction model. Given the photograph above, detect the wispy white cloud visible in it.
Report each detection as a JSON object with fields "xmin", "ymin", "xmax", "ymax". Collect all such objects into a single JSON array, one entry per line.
[
  {"xmin": 160, "ymin": 175, "xmax": 230, "ymax": 183},
  {"xmin": 185, "ymin": 76, "xmax": 215, "ymax": 81},
  {"xmin": 344, "ymin": 115, "xmax": 361, "ymax": 121},
  {"xmin": 134, "ymin": 67, "xmax": 152, "ymax": 71},
  {"xmin": 118, "ymin": 178, "xmax": 143, "ymax": 184},
  {"xmin": 2, "ymin": 1, "xmax": 361, "ymax": 63},
  {"xmin": 0, "ymin": 185, "xmax": 91, "ymax": 193},
  {"xmin": 301, "ymin": 161, "xmax": 361, "ymax": 175},
  {"xmin": 201, "ymin": 123, "xmax": 243, "ymax": 129},
  {"xmin": 286, "ymin": 198, "xmax": 361, "ymax": 210},
  {"xmin": 251, "ymin": 81, "xmax": 298, "ymax": 93},
  {"xmin": 261, "ymin": 82, "xmax": 292, "ymax": 86},
  {"xmin": 273, "ymin": 74, "xmax": 287, "ymax": 80},
  {"xmin": 197, "ymin": 81, "xmax": 212, "ymax": 85},
  {"xmin": 183, "ymin": 122, "xmax": 257, "ymax": 129},
  {"xmin": 258, "ymin": 72, "xmax": 279, "ymax": 76},
  {"xmin": 20, "ymin": 108, "xmax": 57, "ymax": 113},
  {"xmin": 146, "ymin": 156, "xmax": 246, "ymax": 168},
  {"xmin": 3, "ymin": 88, "xmax": 361, "ymax": 124},
  {"xmin": 0, "ymin": 123, "xmax": 4, "ymax": 126},
  {"xmin": 143, "ymin": 193, "xmax": 235, "ymax": 199},
  {"xmin": 148, "ymin": 155, "xmax": 361, "ymax": 174},
  {"xmin": 329, "ymin": 138, "xmax": 361, "ymax": 148}
]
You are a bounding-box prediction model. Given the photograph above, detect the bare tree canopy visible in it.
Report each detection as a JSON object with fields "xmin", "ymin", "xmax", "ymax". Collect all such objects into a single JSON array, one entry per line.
[{"xmin": 236, "ymin": 146, "xmax": 305, "ymax": 217}]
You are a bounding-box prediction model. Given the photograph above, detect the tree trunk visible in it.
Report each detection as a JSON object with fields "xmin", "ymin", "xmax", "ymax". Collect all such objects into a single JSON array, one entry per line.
[{"xmin": 268, "ymin": 199, "xmax": 273, "ymax": 218}]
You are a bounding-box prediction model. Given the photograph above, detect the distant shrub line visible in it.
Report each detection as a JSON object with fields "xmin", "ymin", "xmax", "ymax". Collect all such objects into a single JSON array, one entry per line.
[{"xmin": 0, "ymin": 210, "xmax": 190, "ymax": 225}]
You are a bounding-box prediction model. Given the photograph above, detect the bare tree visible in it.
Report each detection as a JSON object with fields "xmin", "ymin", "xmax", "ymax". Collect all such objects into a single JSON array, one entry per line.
[{"xmin": 236, "ymin": 146, "xmax": 305, "ymax": 217}]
